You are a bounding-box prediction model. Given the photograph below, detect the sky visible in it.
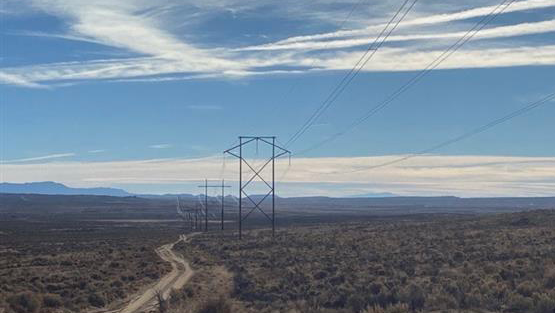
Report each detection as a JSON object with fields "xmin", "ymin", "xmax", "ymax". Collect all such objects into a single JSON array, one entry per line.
[{"xmin": 1, "ymin": 0, "xmax": 554, "ymax": 197}]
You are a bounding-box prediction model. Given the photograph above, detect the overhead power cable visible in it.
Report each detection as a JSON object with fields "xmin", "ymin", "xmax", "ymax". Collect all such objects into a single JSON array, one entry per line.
[
  {"xmin": 295, "ymin": 0, "xmax": 516, "ymax": 156},
  {"xmin": 285, "ymin": 0, "xmax": 419, "ymax": 148},
  {"xmin": 240, "ymin": 0, "xmax": 370, "ymax": 138},
  {"xmin": 333, "ymin": 91, "xmax": 555, "ymax": 174}
]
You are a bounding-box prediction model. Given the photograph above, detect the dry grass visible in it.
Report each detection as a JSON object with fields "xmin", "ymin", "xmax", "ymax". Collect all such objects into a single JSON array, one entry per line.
[
  {"xmin": 0, "ymin": 220, "xmax": 178, "ymax": 312},
  {"xmin": 174, "ymin": 210, "xmax": 555, "ymax": 313}
]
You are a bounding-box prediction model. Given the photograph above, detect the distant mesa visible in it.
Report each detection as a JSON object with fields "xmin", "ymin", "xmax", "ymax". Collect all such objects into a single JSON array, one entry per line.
[
  {"xmin": 0, "ymin": 181, "xmax": 132, "ymax": 197},
  {"xmin": 347, "ymin": 192, "xmax": 398, "ymax": 198}
]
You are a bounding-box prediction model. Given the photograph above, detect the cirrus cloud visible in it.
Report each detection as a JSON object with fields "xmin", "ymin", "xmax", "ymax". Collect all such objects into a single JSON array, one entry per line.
[
  {"xmin": 1, "ymin": 155, "xmax": 554, "ymax": 197},
  {"xmin": 149, "ymin": 144, "xmax": 173, "ymax": 149},
  {"xmin": 1, "ymin": 0, "xmax": 555, "ymax": 88}
]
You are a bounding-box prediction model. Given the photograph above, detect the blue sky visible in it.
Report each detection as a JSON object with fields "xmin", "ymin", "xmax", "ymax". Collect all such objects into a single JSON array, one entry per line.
[{"xmin": 1, "ymin": 0, "xmax": 554, "ymax": 196}]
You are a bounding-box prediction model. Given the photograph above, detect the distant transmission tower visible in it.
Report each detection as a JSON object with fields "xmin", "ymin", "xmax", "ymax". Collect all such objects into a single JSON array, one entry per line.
[
  {"xmin": 198, "ymin": 179, "xmax": 231, "ymax": 231},
  {"xmin": 224, "ymin": 136, "xmax": 291, "ymax": 239},
  {"xmin": 176, "ymin": 196, "xmax": 202, "ymax": 230}
]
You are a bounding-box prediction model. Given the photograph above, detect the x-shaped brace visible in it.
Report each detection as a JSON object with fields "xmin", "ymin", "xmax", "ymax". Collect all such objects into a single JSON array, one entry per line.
[
  {"xmin": 242, "ymin": 157, "xmax": 273, "ymax": 190},
  {"xmin": 241, "ymin": 188, "xmax": 273, "ymax": 222}
]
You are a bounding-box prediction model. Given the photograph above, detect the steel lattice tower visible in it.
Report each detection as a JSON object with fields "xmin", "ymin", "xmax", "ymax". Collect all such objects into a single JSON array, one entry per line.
[{"xmin": 224, "ymin": 136, "xmax": 291, "ymax": 239}]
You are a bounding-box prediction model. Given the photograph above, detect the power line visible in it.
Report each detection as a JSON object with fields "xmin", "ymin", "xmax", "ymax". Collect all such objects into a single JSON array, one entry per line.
[
  {"xmin": 295, "ymin": 0, "xmax": 516, "ymax": 156},
  {"xmin": 269, "ymin": 0, "xmax": 368, "ymax": 110},
  {"xmin": 242, "ymin": 0, "xmax": 370, "ymax": 138},
  {"xmin": 285, "ymin": 0, "xmax": 416, "ymax": 147},
  {"xmin": 285, "ymin": 0, "xmax": 419, "ymax": 148},
  {"xmin": 333, "ymin": 91, "xmax": 555, "ymax": 174}
]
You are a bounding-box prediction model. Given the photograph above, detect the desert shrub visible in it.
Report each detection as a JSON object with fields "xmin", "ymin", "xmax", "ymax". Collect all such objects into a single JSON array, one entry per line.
[
  {"xmin": 369, "ymin": 282, "xmax": 384, "ymax": 295},
  {"xmin": 534, "ymin": 293, "xmax": 555, "ymax": 313},
  {"xmin": 517, "ymin": 281, "xmax": 537, "ymax": 297},
  {"xmin": 178, "ymin": 210, "xmax": 555, "ymax": 313},
  {"xmin": 363, "ymin": 303, "xmax": 410, "ymax": 313},
  {"xmin": 442, "ymin": 280, "xmax": 460, "ymax": 299},
  {"xmin": 197, "ymin": 297, "xmax": 232, "ymax": 313},
  {"xmin": 7, "ymin": 292, "xmax": 41, "ymax": 313},
  {"xmin": 507, "ymin": 293, "xmax": 534, "ymax": 312},
  {"xmin": 59, "ymin": 260, "xmax": 72, "ymax": 266},
  {"xmin": 155, "ymin": 290, "xmax": 168, "ymax": 313},
  {"xmin": 544, "ymin": 268, "xmax": 555, "ymax": 289},
  {"xmin": 88, "ymin": 292, "xmax": 106, "ymax": 307},
  {"xmin": 363, "ymin": 305, "xmax": 386, "ymax": 313},
  {"xmin": 169, "ymin": 288, "xmax": 186, "ymax": 306},
  {"xmin": 428, "ymin": 292, "xmax": 458, "ymax": 310},
  {"xmin": 403, "ymin": 284, "xmax": 425, "ymax": 311},
  {"xmin": 452, "ymin": 251, "xmax": 466, "ymax": 263},
  {"xmin": 232, "ymin": 273, "xmax": 253, "ymax": 297},
  {"xmin": 385, "ymin": 303, "xmax": 410, "ymax": 313},
  {"xmin": 30, "ymin": 257, "xmax": 49, "ymax": 266},
  {"xmin": 313, "ymin": 270, "xmax": 328, "ymax": 280},
  {"xmin": 464, "ymin": 289, "xmax": 483, "ymax": 308},
  {"xmin": 42, "ymin": 293, "xmax": 62, "ymax": 307},
  {"xmin": 109, "ymin": 287, "xmax": 126, "ymax": 299},
  {"xmin": 347, "ymin": 294, "xmax": 365, "ymax": 312}
]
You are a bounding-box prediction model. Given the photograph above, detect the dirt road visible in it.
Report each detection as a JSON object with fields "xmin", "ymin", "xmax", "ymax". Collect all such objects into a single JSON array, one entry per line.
[{"xmin": 117, "ymin": 234, "xmax": 194, "ymax": 313}]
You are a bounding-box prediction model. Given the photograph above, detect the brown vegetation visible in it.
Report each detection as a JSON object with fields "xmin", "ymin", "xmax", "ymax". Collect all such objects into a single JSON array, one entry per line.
[
  {"xmin": 174, "ymin": 210, "xmax": 555, "ymax": 313},
  {"xmin": 0, "ymin": 220, "xmax": 179, "ymax": 312}
]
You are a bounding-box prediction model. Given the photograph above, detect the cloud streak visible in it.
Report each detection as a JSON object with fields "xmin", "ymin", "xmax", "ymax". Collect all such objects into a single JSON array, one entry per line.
[
  {"xmin": 271, "ymin": 0, "xmax": 555, "ymax": 45},
  {"xmin": 1, "ymin": 153, "xmax": 76, "ymax": 163},
  {"xmin": 314, "ymin": 45, "xmax": 555, "ymax": 71},
  {"xmin": 3, "ymin": 44, "xmax": 554, "ymax": 86},
  {"xmin": 1, "ymin": 155, "xmax": 554, "ymax": 197},
  {"xmin": 238, "ymin": 19, "xmax": 555, "ymax": 52},
  {"xmin": 0, "ymin": 72, "xmax": 47, "ymax": 89},
  {"xmin": 1, "ymin": 0, "xmax": 555, "ymax": 87},
  {"xmin": 149, "ymin": 144, "xmax": 172, "ymax": 149}
]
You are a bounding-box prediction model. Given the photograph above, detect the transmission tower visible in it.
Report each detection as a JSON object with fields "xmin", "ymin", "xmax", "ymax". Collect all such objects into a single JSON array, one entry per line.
[
  {"xmin": 198, "ymin": 179, "xmax": 231, "ymax": 231},
  {"xmin": 224, "ymin": 136, "xmax": 291, "ymax": 239},
  {"xmin": 176, "ymin": 196, "xmax": 202, "ymax": 230}
]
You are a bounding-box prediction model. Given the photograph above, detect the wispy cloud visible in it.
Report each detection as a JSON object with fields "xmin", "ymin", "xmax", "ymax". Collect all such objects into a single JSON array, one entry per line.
[
  {"xmin": 0, "ymin": 72, "xmax": 48, "ymax": 89},
  {"xmin": 149, "ymin": 144, "xmax": 172, "ymax": 149},
  {"xmin": 8, "ymin": 30, "xmax": 106, "ymax": 45},
  {"xmin": 239, "ymin": 19, "xmax": 555, "ymax": 52},
  {"xmin": 1, "ymin": 153, "xmax": 75, "ymax": 163},
  {"xmin": 1, "ymin": 0, "xmax": 555, "ymax": 87},
  {"xmin": 88, "ymin": 149, "xmax": 105, "ymax": 153},
  {"xmin": 1, "ymin": 155, "xmax": 554, "ymax": 197},
  {"xmin": 269, "ymin": 0, "xmax": 555, "ymax": 45},
  {"xmin": 312, "ymin": 45, "xmax": 555, "ymax": 71}
]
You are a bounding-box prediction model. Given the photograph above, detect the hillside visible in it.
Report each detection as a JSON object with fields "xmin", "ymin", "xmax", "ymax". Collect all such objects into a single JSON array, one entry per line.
[{"xmin": 0, "ymin": 181, "xmax": 131, "ymax": 197}]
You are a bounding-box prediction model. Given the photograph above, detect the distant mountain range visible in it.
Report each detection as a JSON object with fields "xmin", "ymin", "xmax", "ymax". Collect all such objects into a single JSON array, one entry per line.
[
  {"xmin": 0, "ymin": 181, "xmax": 132, "ymax": 197},
  {"xmin": 347, "ymin": 192, "xmax": 398, "ymax": 198},
  {"xmin": 0, "ymin": 181, "xmax": 401, "ymax": 199}
]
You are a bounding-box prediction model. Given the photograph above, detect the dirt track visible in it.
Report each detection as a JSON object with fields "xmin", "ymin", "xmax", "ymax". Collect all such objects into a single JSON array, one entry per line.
[{"xmin": 114, "ymin": 234, "xmax": 195, "ymax": 313}]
